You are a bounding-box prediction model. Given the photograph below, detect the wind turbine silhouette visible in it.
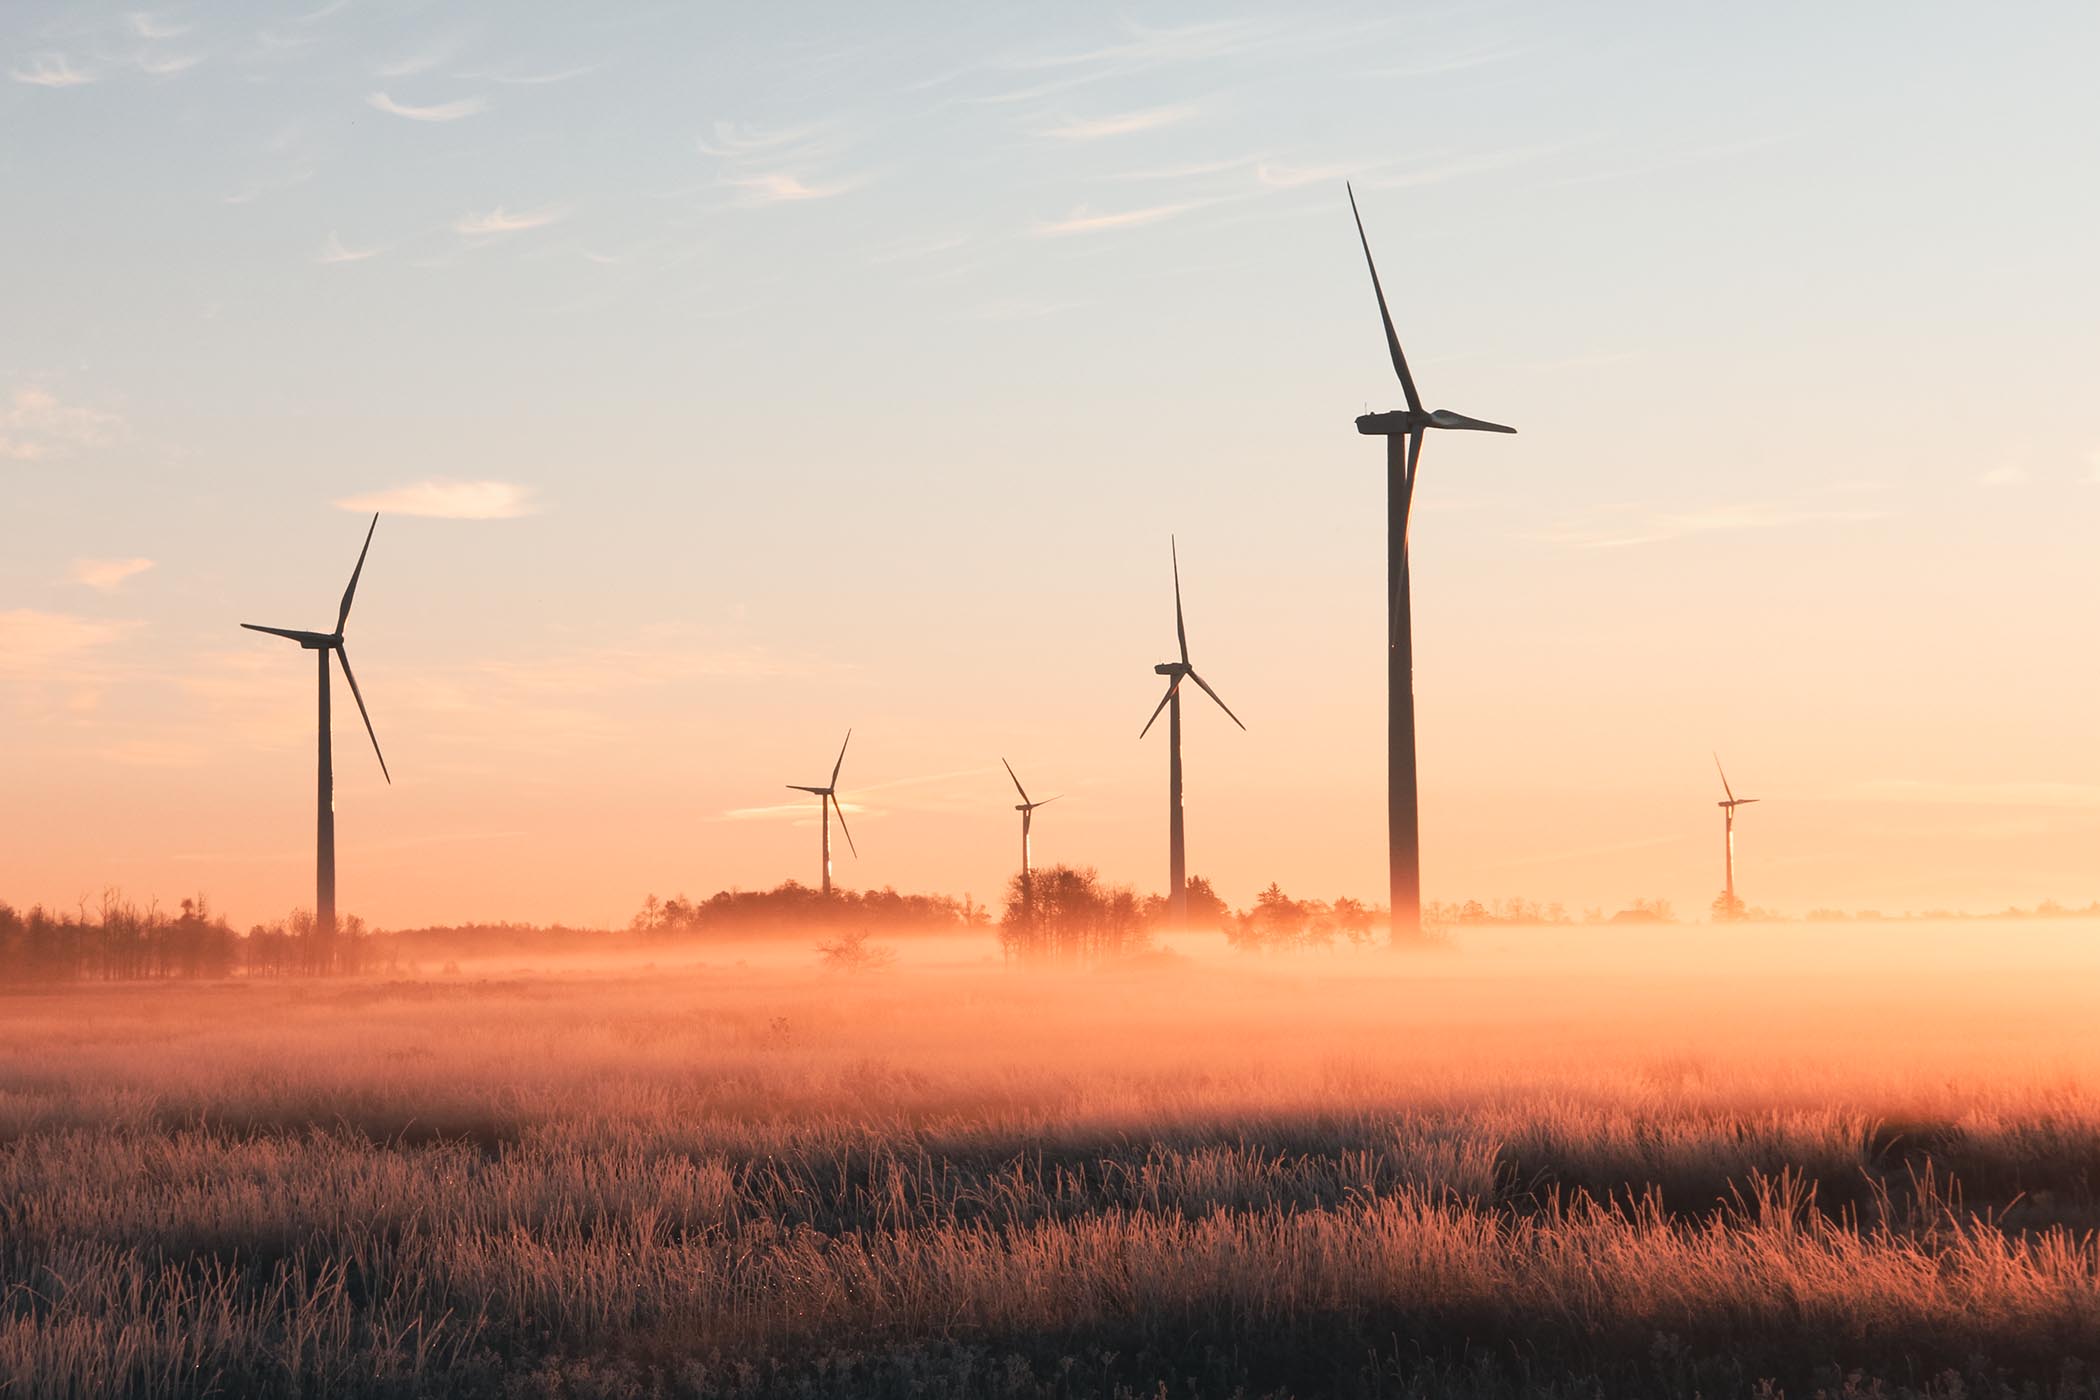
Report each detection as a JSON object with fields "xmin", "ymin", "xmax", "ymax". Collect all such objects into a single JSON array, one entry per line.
[
  {"xmin": 1139, "ymin": 537, "xmax": 1243, "ymax": 926},
  {"xmin": 241, "ymin": 513, "xmax": 390, "ymax": 939},
  {"xmin": 1714, "ymin": 754, "xmax": 1760, "ymax": 921},
  {"xmin": 1002, "ymin": 758, "xmax": 1058, "ymax": 908},
  {"xmin": 787, "ymin": 730, "xmax": 856, "ymax": 897},
  {"xmin": 1348, "ymin": 182, "xmax": 1515, "ymax": 944}
]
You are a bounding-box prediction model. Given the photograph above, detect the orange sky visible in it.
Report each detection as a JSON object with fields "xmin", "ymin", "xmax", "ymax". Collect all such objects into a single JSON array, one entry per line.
[{"xmin": 5, "ymin": 4, "xmax": 2097, "ymax": 928}]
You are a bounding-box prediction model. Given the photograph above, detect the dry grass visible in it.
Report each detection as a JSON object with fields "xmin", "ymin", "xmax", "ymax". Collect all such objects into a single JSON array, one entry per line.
[{"xmin": 5, "ymin": 923, "xmax": 2100, "ymax": 1397}]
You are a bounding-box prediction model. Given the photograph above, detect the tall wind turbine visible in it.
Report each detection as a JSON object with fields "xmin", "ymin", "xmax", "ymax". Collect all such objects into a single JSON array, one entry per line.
[
  {"xmin": 1002, "ymin": 758, "xmax": 1058, "ymax": 911},
  {"xmin": 241, "ymin": 513, "xmax": 391, "ymax": 938},
  {"xmin": 1713, "ymin": 754, "xmax": 1760, "ymax": 920},
  {"xmin": 787, "ymin": 730, "xmax": 856, "ymax": 897},
  {"xmin": 1347, "ymin": 182, "xmax": 1516, "ymax": 944},
  {"xmin": 1139, "ymin": 538, "xmax": 1244, "ymax": 926}
]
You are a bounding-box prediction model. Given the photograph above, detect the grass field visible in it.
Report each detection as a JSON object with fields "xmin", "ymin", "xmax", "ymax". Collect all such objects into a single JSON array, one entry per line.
[{"xmin": 5, "ymin": 922, "xmax": 2100, "ymax": 1398}]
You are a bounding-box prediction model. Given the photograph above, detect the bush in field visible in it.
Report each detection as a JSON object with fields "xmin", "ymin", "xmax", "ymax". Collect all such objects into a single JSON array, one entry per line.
[
  {"xmin": 1000, "ymin": 864, "xmax": 1148, "ymax": 966},
  {"xmin": 815, "ymin": 927, "xmax": 897, "ymax": 973}
]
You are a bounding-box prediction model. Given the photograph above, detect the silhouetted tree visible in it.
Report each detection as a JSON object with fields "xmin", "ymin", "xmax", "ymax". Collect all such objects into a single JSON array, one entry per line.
[{"xmin": 1001, "ymin": 865, "xmax": 1147, "ymax": 967}]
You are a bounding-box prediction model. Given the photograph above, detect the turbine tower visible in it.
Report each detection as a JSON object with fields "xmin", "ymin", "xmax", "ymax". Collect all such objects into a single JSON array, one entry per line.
[
  {"xmin": 787, "ymin": 730, "xmax": 856, "ymax": 897},
  {"xmin": 241, "ymin": 513, "xmax": 391, "ymax": 939},
  {"xmin": 1713, "ymin": 754, "xmax": 1760, "ymax": 921},
  {"xmin": 1347, "ymin": 183, "xmax": 1516, "ymax": 944},
  {"xmin": 1139, "ymin": 538, "xmax": 1243, "ymax": 926},
  {"xmin": 1002, "ymin": 758, "xmax": 1058, "ymax": 915}
]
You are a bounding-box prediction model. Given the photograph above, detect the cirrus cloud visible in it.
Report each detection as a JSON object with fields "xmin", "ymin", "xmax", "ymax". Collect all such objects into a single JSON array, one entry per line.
[
  {"xmin": 367, "ymin": 91, "xmax": 487, "ymax": 122},
  {"xmin": 72, "ymin": 558, "xmax": 155, "ymax": 591},
  {"xmin": 11, "ymin": 55, "xmax": 94, "ymax": 87},
  {"xmin": 453, "ymin": 205, "xmax": 567, "ymax": 236},
  {"xmin": 333, "ymin": 480, "xmax": 541, "ymax": 519}
]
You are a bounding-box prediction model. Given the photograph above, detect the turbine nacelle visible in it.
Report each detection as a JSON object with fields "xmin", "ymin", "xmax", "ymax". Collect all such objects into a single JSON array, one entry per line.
[
  {"xmin": 1356, "ymin": 408, "xmax": 1517, "ymax": 437},
  {"xmin": 241, "ymin": 625, "xmax": 341, "ymax": 650}
]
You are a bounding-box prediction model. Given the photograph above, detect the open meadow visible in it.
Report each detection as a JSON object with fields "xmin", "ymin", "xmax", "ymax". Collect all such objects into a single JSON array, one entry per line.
[{"xmin": 6, "ymin": 921, "xmax": 2100, "ymax": 1398}]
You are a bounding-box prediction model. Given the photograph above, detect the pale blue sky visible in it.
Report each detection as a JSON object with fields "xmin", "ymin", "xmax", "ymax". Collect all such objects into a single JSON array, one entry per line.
[{"xmin": 5, "ymin": 2, "xmax": 2097, "ymax": 926}]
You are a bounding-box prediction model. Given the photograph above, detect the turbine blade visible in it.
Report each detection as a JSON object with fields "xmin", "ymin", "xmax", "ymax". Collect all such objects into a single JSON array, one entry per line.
[
  {"xmin": 1738, "ymin": 798, "xmax": 1761, "ymax": 806},
  {"xmin": 1713, "ymin": 753, "xmax": 1735, "ymax": 803},
  {"xmin": 830, "ymin": 728, "xmax": 852, "ymax": 789},
  {"xmin": 242, "ymin": 623, "xmax": 328, "ymax": 644},
  {"xmin": 334, "ymin": 646, "xmax": 390, "ymax": 784},
  {"xmin": 1002, "ymin": 757, "xmax": 1031, "ymax": 805},
  {"xmin": 1187, "ymin": 669, "xmax": 1246, "ymax": 731},
  {"xmin": 1037, "ymin": 795, "xmax": 1061, "ymax": 807},
  {"xmin": 336, "ymin": 514, "xmax": 378, "ymax": 634},
  {"xmin": 1346, "ymin": 182, "xmax": 1422, "ymax": 414},
  {"xmin": 1172, "ymin": 536, "xmax": 1189, "ymax": 666},
  {"xmin": 1139, "ymin": 679, "xmax": 1181, "ymax": 739},
  {"xmin": 786, "ymin": 785, "xmax": 827, "ymax": 794},
  {"xmin": 1427, "ymin": 409, "xmax": 1517, "ymax": 434},
  {"xmin": 830, "ymin": 792, "xmax": 857, "ymax": 858}
]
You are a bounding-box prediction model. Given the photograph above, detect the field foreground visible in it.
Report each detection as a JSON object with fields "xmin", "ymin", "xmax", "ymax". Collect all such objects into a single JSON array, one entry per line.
[{"xmin": 5, "ymin": 922, "xmax": 2100, "ymax": 1398}]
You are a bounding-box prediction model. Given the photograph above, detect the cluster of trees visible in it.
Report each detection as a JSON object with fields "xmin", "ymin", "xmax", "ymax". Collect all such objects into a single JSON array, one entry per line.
[
  {"xmin": 0, "ymin": 896, "xmax": 372, "ymax": 984},
  {"xmin": 999, "ymin": 865, "xmax": 1150, "ymax": 965},
  {"xmin": 631, "ymin": 882, "xmax": 990, "ymax": 940},
  {"xmin": 1225, "ymin": 885, "xmax": 1377, "ymax": 952}
]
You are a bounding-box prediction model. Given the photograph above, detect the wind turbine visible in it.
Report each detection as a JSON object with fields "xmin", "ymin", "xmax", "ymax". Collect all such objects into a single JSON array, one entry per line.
[
  {"xmin": 241, "ymin": 513, "xmax": 390, "ymax": 939},
  {"xmin": 1002, "ymin": 758, "xmax": 1058, "ymax": 912},
  {"xmin": 1347, "ymin": 182, "xmax": 1516, "ymax": 944},
  {"xmin": 787, "ymin": 730, "xmax": 856, "ymax": 897},
  {"xmin": 1139, "ymin": 537, "xmax": 1244, "ymax": 926},
  {"xmin": 1714, "ymin": 754, "xmax": 1760, "ymax": 921}
]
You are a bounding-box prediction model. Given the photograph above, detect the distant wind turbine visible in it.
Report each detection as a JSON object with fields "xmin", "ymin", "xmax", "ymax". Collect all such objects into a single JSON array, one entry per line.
[
  {"xmin": 1139, "ymin": 537, "xmax": 1243, "ymax": 926},
  {"xmin": 1002, "ymin": 757, "xmax": 1058, "ymax": 910},
  {"xmin": 787, "ymin": 730, "xmax": 856, "ymax": 897},
  {"xmin": 1714, "ymin": 754, "xmax": 1760, "ymax": 920},
  {"xmin": 241, "ymin": 513, "xmax": 391, "ymax": 938},
  {"xmin": 1347, "ymin": 182, "xmax": 1516, "ymax": 944}
]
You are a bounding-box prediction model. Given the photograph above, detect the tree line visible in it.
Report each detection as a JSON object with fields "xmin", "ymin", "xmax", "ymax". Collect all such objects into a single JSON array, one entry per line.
[{"xmin": 0, "ymin": 895, "xmax": 373, "ymax": 984}]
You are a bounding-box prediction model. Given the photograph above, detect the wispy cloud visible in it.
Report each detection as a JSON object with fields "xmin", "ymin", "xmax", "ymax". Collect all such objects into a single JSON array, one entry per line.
[
  {"xmin": 1841, "ymin": 779, "xmax": 2100, "ymax": 810},
  {"xmin": 1532, "ymin": 498, "xmax": 1884, "ymax": 549},
  {"xmin": 2085, "ymin": 446, "xmax": 2100, "ymax": 484},
  {"xmin": 699, "ymin": 120, "xmax": 867, "ymax": 208},
  {"xmin": 374, "ymin": 38, "xmax": 461, "ymax": 79},
  {"xmin": 453, "ymin": 205, "xmax": 567, "ymax": 236},
  {"xmin": 334, "ymin": 480, "xmax": 541, "ymax": 519},
  {"xmin": 1, "ymin": 386, "xmax": 121, "ymax": 462},
  {"xmin": 129, "ymin": 13, "xmax": 191, "ymax": 40},
  {"xmin": 1041, "ymin": 104, "xmax": 1195, "ymax": 141},
  {"xmin": 0, "ymin": 610, "xmax": 135, "ymax": 674},
  {"xmin": 316, "ymin": 233, "xmax": 381, "ymax": 264},
  {"xmin": 11, "ymin": 54, "xmax": 94, "ymax": 87},
  {"xmin": 1035, "ymin": 202, "xmax": 1196, "ymax": 237},
  {"xmin": 1978, "ymin": 465, "xmax": 2028, "ymax": 487},
  {"xmin": 725, "ymin": 171, "xmax": 861, "ymax": 205},
  {"xmin": 478, "ymin": 64, "xmax": 598, "ymax": 86},
  {"xmin": 71, "ymin": 558, "xmax": 154, "ymax": 591},
  {"xmin": 367, "ymin": 91, "xmax": 487, "ymax": 122},
  {"xmin": 137, "ymin": 52, "xmax": 204, "ymax": 76}
]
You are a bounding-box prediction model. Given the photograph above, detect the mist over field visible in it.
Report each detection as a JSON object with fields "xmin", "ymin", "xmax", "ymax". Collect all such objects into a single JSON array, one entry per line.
[{"xmin": 7, "ymin": 920, "xmax": 2100, "ymax": 1398}]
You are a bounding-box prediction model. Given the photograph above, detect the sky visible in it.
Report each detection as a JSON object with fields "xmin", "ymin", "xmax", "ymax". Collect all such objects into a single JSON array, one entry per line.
[{"xmin": 4, "ymin": 1, "xmax": 2097, "ymax": 930}]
